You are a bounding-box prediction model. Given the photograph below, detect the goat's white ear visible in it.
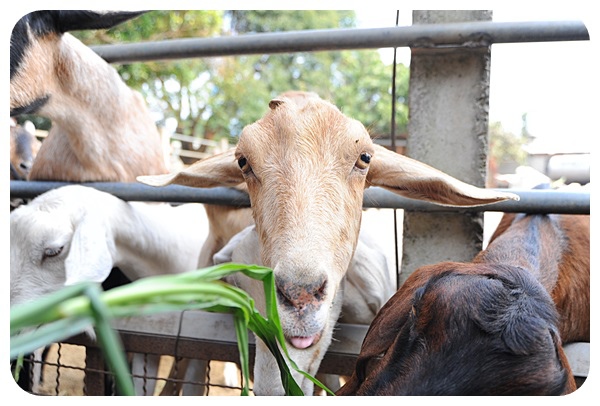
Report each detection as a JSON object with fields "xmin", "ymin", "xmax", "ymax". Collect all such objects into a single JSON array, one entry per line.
[
  {"xmin": 213, "ymin": 225, "xmax": 256, "ymax": 265},
  {"xmin": 137, "ymin": 148, "xmax": 244, "ymax": 188},
  {"xmin": 64, "ymin": 215, "xmax": 113, "ymax": 285},
  {"xmin": 367, "ymin": 144, "xmax": 519, "ymax": 207}
]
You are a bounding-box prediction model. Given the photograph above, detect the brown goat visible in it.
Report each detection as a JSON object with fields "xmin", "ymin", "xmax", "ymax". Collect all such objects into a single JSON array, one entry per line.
[
  {"xmin": 337, "ymin": 212, "xmax": 589, "ymax": 396},
  {"xmin": 10, "ymin": 11, "xmax": 168, "ymax": 182},
  {"xmin": 10, "ymin": 119, "xmax": 41, "ymax": 210}
]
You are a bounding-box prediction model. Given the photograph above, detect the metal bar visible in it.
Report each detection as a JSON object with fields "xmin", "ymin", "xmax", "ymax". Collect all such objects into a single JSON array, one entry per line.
[
  {"xmin": 91, "ymin": 20, "xmax": 589, "ymax": 63},
  {"xmin": 10, "ymin": 180, "xmax": 590, "ymax": 214}
]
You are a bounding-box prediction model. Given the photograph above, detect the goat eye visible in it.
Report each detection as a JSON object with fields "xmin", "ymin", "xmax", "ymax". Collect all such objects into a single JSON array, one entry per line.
[
  {"xmin": 238, "ymin": 157, "xmax": 252, "ymax": 173},
  {"xmin": 355, "ymin": 152, "xmax": 371, "ymax": 170},
  {"xmin": 42, "ymin": 246, "xmax": 63, "ymax": 260}
]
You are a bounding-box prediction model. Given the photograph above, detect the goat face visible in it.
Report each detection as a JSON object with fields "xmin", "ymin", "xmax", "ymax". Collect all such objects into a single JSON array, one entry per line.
[
  {"xmin": 10, "ymin": 186, "xmax": 116, "ymax": 307},
  {"xmin": 234, "ymin": 97, "xmax": 371, "ymax": 348},
  {"xmin": 337, "ymin": 264, "xmax": 575, "ymax": 395},
  {"xmin": 137, "ymin": 92, "xmax": 518, "ymax": 394},
  {"xmin": 10, "ymin": 120, "xmax": 40, "ymax": 180},
  {"xmin": 10, "ymin": 10, "xmax": 145, "ymax": 117}
]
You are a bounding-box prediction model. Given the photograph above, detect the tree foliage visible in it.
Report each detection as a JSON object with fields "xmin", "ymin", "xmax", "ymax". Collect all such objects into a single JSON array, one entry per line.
[
  {"xmin": 74, "ymin": 10, "xmax": 409, "ymax": 148},
  {"xmin": 489, "ymin": 121, "xmax": 528, "ymax": 166}
]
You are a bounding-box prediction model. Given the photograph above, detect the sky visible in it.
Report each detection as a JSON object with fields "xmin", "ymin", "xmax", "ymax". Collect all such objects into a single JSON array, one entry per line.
[{"xmin": 354, "ymin": 6, "xmax": 596, "ymax": 155}]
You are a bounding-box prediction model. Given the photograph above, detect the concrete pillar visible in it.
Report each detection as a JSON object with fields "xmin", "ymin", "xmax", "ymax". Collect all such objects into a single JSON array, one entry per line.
[{"xmin": 399, "ymin": 10, "xmax": 492, "ymax": 286}]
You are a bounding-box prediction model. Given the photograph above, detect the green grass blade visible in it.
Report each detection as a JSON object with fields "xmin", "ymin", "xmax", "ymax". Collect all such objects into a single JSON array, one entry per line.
[
  {"xmin": 85, "ymin": 284, "xmax": 135, "ymax": 396},
  {"xmin": 11, "ymin": 317, "xmax": 93, "ymax": 359},
  {"xmin": 10, "ymin": 282, "xmax": 96, "ymax": 333}
]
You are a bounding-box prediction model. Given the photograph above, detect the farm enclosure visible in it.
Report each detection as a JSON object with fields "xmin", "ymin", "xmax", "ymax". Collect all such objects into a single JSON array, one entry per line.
[{"xmin": 10, "ymin": 10, "xmax": 590, "ymax": 396}]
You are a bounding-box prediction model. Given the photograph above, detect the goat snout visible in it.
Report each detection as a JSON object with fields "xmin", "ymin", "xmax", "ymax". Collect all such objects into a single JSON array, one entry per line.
[
  {"xmin": 274, "ymin": 271, "xmax": 330, "ymax": 349},
  {"xmin": 276, "ymin": 274, "xmax": 327, "ymax": 311}
]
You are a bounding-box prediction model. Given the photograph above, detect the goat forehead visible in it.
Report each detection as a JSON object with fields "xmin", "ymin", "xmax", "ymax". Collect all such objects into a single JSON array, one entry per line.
[
  {"xmin": 11, "ymin": 207, "xmax": 73, "ymax": 241},
  {"xmin": 238, "ymin": 102, "xmax": 372, "ymax": 161}
]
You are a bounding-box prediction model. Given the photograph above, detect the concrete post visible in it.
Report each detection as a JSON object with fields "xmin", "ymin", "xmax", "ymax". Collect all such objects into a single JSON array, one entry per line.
[{"xmin": 399, "ymin": 10, "xmax": 492, "ymax": 286}]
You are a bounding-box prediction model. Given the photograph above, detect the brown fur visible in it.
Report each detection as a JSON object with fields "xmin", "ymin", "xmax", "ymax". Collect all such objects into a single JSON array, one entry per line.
[
  {"xmin": 337, "ymin": 212, "xmax": 588, "ymax": 395},
  {"xmin": 11, "ymin": 31, "xmax": 168, "ymax": 182},
  {"xmin": 485, "ymin": 213, "xmax": 590, "ymax": 343}
]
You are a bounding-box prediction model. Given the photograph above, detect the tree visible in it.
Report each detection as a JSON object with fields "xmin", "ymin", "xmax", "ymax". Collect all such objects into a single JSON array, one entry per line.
[{"xmin": 487, "ymin": 121, "xmax": 528, "ymax": 186}]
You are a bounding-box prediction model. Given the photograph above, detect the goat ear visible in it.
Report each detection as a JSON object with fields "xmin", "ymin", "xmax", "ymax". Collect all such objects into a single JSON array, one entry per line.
[
  {"xmin": 64, "ymin": 215, "xmax": 113, "ymax": 285},
  {"xmin": 55, "ymin": 10, "xmax": 147, "ymax": 33},
  {"xmin": 137, "ymin": 148, "xmax": 244, "ymax": 188},
  {"xmin": 367, "ymin": 144, "xmax": 519, "ymax": 207}
]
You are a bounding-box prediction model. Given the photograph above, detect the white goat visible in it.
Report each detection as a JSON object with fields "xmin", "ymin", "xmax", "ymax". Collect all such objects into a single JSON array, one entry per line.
[
  {"xmin": 138, "ymin": 92, "xmax": 519, "ymax": 395},
  {"xmin": 10, "ymin": 184, "xmax": 208, "ymax": 395},
  {"xmin": 10, "ymin": 185, "xmax": 207, "ymax": 306}
]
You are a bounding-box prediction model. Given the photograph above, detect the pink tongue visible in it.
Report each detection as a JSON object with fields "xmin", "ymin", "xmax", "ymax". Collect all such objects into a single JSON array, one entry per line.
[{"xmin": 290, "ymin": 336, "xmax": 316, "ymax": 349}]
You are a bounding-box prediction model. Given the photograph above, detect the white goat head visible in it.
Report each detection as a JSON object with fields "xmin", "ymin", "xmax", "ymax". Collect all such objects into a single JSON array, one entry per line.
[
  {"xmin": 138, "ymin": 92, "xmax": 519, "ymax": 395},
  {"xmin": 10, "ymin": 185, "xmax": 116, "ymax": 306},
  {"xmin": 10, "ymin": 185, "xmax": 207, "ymax": 307},
  {"xmin": 10, "ymin": 11, "xmax": 167, "ymax": 182}
]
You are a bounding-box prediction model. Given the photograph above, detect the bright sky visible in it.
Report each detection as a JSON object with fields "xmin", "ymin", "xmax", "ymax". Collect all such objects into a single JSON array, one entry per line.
[{"xmin": 354, "ymin": 6, "xmax": 596, "ymax": 155}]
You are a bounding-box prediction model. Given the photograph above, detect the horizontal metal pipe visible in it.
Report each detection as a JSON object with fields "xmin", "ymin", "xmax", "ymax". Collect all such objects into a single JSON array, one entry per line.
[
  {"xmin": 10, "ymin": 181, "xmax": 590, "ymax": 214},
  {"xmin": 91, "ymin": 20, "xmax": 589, "ymax": 63}
]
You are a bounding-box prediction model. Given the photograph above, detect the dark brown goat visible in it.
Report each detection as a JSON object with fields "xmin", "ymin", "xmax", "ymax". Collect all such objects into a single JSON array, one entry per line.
[{"xmin": 337, "ymin": 212, "xmax": 589, "ymax": 396}]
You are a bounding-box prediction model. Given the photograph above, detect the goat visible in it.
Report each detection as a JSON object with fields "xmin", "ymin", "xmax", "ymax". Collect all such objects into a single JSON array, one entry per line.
[
  {"xmin": 10, "ymin": 10, "xmax": 168, "ymax": 182},
  {"xmin": 10, "ymin": 118, "xmax": 41, "ymax": 210},
  {"xmin": 137, "ymin": 92, "xmax": 519, "ymax": 395},
  {"xmin": 10, "ymin": 119, "xmax": 40, "ymax": 181},
  {"xmin": 10, "ymin": 9, "xmax": 244, "ymax": 274},
  {"xmin": 336, "ymin": 212, "xmax": 589, "ymax": 395},
  {"xmin": 212, "ymin": 217, "xmax": 394, "ymax": 394},
  {"xmin": 10, "ymin": 184, "xmax": 208, "ymax": 305},
  {"xmin": 10, "ymin": 184, "xmax": 208, "ymax": 395}
]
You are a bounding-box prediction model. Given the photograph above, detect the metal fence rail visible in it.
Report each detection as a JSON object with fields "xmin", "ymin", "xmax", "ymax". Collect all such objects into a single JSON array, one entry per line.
[
  {"xmin": 91, "ymin": 20, "xmax": 589, "ymax": 63},
  {"xmin": 10, "ymin": 180, "xmax": 590, "ymax": 214}
]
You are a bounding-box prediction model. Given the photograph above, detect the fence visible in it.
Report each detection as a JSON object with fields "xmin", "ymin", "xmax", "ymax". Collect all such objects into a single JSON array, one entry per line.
[{"xmin": 10, "ymin": 11, "xmax": 590, "ymax": 396}]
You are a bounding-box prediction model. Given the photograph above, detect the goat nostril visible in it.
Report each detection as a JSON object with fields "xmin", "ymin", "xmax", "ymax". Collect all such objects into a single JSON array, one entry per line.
[{"xmin": 316, "ymin": 280, "xmax": 327, "ymax": 299}]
